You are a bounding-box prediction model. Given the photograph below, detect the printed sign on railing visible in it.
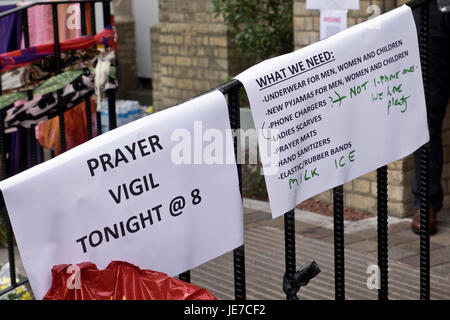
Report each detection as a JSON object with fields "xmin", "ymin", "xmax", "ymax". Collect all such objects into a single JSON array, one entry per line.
[
  {"xmin": 0, "ymin": 91, "xmax": 243, "ymax": 299},
  {"xmin": 235, "ymin": 5, "xmax": 429, "ymax": 218},
  {"xmin": 306, "ymin": 0, "xmax": 359, "ymax": 10}
]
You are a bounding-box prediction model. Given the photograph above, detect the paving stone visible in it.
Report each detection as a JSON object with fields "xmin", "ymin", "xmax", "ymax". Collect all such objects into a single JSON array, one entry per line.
[
  {"xmin": 399, "ymin": 253, "xmax": 448, "ymax": 268},
  {"xmin": 243, "ymin": 207, "xmax": 260, "ymax": 215},
  {"xmin": 257, "ymin": 216, "xmax": 319, "ymax": 235},
  {"xmin": 368, "ymin": 245, "xmax": 416, "ymax": 260},
  {"xmin": 387, "ymin": 233, "xmax": 416, "ymax": 247},
  {"xmin": 301, "ymin": 227, "xmax": 334, "ymax": 239},
  {"xmin": 244, "ymin": 211, "xmax": 272, "ymax": 224},
  {"xmin": 388, "ymin": 246, "xmax": 417, "ymax": 260},
  {"xmin": 349, "ymin": 228, "xmax": 378, "ymax": 240},
  {"xmin": 388, "ymin": 221, "xmax": 412, "ymax": 234},
  {"xmin": 394, "ymin": 229, "xmax": 422, "ymax": 240},
  {"xmin": 321, "ymin": 234, "xmax": 364, "ymax": 245},
  {"xmin": 346, "ymin": 240, "xmax": 379, "ymax": 253},
  {"xmin": 261, "ymin": 216, "xmax": 284, "ymax": 230},
  {"xmin": 397, "ymin": 240, "xmax": 444, "ymax": 254},
  {"xmin": 430, "ymin": 247, "xmax": 450, "ymax": 261},
  {"xmin": 319, "ymin": 235, "xmax": 336, "ymax": 244},
  {"xmin": 430, "ymin": 230, "xmax": 450, "ymax": 247},
  {"xmin": 431, "ymin": 262, "xmax": 450, "ymax": 277}
]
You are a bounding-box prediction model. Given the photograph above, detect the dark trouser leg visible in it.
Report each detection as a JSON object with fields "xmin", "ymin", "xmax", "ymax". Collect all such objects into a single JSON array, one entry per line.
[
  {"xmin": 412, "ymin": 1, "xmax": 450, "ymax": 212},
  {"xmin": 413, "ymin": 115, "xmax": 445, "ymax": 212}
]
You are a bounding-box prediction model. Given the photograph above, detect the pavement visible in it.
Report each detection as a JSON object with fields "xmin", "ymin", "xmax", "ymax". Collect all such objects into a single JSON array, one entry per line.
[
  {"xmin": 2, "ymin": 198, "xmax": 450, "ymax": 299},
  {"xmin": 191, "ymin": 199, "xmax": 450, "ymax": 300}
]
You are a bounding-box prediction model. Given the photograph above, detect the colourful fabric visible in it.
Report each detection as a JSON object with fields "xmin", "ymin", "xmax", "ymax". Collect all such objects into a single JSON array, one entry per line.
[
  {"xmin": 2, "ymin": 68, "xmax": 117, "ymax": 129},
  {"xmin": 0, "ymin": 70, "xmax": 83, "ymax": 109},
  {"xmin": 53, "ymin": 0, "xmax": 82, "ymax": 41},
  {"xmin": 0, "ymin": 66, "xmax": 116, "ymax": 110},
  {"xmin": 1, "ymin": 47, "xmax": 100, "ymax": 94},
  {"xmin": 0, "ymin": 5, "xmax": 22, "ymax": 54},
  {"xmin": 0, "ymin": 28, "xmax": 115, "ymax": 71},
  {"xmin": 0, "ymin": 4, "xmax": 30, "ymax": 177},
  {"xmin": 19, "ymin": 2, "xmax": 53, "ymax": 47},
  {"xmin": 19, "ymin": 1, "xmax": 94, "ymax": 47},
  {"xmin": 4, "ymin": 69, "xmax": 93, "ymax": 128},
  {"xmin": 36, "ymin": 99, "xmax": 97, "ymax": 155}
]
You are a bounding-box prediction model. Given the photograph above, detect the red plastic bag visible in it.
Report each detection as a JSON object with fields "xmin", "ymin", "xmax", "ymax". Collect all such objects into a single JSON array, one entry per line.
[{"xmin": 43, "ymin": 261, "xmax": 217, "ymax": 300}]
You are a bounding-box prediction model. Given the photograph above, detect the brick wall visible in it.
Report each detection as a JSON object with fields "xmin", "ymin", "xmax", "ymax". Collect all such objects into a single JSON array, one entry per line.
[
  {"xmin": 115, "ymin": 21, "xmax": 139, "ymax": 98},
  {"xmin": 441, "ymin": 101, "xmax": 450, "ymax": 208},
  {"xmin": 294, "ymin": 0, "xmax": 398, "ymax": 49},
  {"xmin": 151, "ymin": 0, "xmax": 245, "ymax": 111}
]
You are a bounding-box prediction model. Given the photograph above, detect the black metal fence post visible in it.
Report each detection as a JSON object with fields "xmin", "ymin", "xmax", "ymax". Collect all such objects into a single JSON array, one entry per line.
[
  {"xmin": 418, "ymin": 0, "xmax": 431, "ymax": 301},
  {"xmin": 80, "ymin": 2, "xmax": 87, "ymax": 35},
  {"xmin": 88, "ymin": 1, "xmax": 102, "ymax": 136},
  {"xmin": 102, "ymin": 1, "xmax": 117, "ymax": 131},
  {"xmin": 0, "ymin": 110, "xmax": 16, "ymax": 288},
  {"xmin": 21, "ymin": 8, "xmax": 38, "ymax": 168},
  {"xmin": 284, "ymin": 209, "xmax": 296, "ymax": 300},
  {"xmin": 333, "ymin": 186, "xmax": 345, "ymax": 300},
  {"xmin": 228, "ymin": 84, "xmax": 246, "ymax": 301},
  {"xmin": 377, "ymin": 166, "xmax": 389, "ymax": 300},
  {"xmin": 51, "ymin": 3, "xmax": 66, "ymax": 153},
  {"xmin": 80, "ymin": 2, "xmax": 93, "ymax": 140}
]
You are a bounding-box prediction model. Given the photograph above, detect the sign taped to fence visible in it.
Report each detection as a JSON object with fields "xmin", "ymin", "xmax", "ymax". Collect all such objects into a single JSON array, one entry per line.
[
  {"xmin": 320, "ymin": 9, "xmax": 348, "ymax": 40},
  {"xmin": 235, "ymin": 5, "xmax": 429, "ymax": 218},
  {"xmin": 306, "ymin": 0, "xmax": 359, "ymax": 10},
  {"xmin": 0, "ymin": 90, "xmax": 244, "ymax": 300}
]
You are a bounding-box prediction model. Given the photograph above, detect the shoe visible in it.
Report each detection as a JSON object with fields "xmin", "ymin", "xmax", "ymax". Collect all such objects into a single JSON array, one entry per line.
[{"xmin": 411, "ymin": 208, "xmax": 437, "ymax": 235}]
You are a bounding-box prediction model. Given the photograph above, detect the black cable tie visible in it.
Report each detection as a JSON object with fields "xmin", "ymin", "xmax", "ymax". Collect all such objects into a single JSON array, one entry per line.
[{"xmin": 283, "ymin": 261, "xmax": 321, "ymax": 300}]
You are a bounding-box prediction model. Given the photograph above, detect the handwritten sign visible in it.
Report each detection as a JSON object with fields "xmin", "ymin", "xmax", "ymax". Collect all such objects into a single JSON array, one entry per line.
[
  {"xmin": 235, "ymin": 5, "xmax": 429, "ymax": 218},
  {"xmin": 0, "ymin": 91, "xmax": 244, "ymax": 299}
]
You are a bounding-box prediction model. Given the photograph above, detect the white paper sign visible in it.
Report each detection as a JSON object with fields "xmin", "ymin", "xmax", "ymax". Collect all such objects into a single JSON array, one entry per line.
[
  {"xmin": 320, "ymin": 10, "xmax": 348, "ymax": 40},
  {"xmin": 0, "ymin": 90, "xmax": 244, "ymax": 299},
  {"xmin": 235, "ymin": 5, "xmax": 429, "ymax": 218},
  {"xmin": 306, "ymin": 0, "xmax": 359, "ymax": 10}
]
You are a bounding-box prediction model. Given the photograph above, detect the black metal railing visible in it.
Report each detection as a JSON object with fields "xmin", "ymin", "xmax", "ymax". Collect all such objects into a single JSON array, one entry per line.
[{"xmin": 0, "ymin": 0, "xmax": 432, "ymax": 300}]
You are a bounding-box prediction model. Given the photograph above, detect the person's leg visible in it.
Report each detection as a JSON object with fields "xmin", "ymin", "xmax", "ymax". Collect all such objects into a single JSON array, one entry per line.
[{"xmin": 412, "ymin": 1, "xmax": 450, "ymax": 233}]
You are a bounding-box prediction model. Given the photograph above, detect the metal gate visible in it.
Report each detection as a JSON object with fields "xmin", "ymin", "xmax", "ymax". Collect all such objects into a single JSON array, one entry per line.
[{"xmin": 0, "ymin": 0, "xmax": 434, "ymax": 300}]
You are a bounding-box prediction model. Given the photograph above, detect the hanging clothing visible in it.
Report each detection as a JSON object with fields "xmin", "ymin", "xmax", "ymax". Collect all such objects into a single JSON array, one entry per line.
[
  {"xmin": 51, "ymin": 0, "xmax": 93, "ymax": 41},
  {"xmin": 33, "ymin": 0, "xmax": 97, "ymax": 155},
  {"xmin": 0, "ymin": 69, "xmax": 84, "ymax": 109},
  {"xmin": 0, "ymin": 5, "xmax": 22, "ymax": 55},
  {"xmin": 1, "ymin": 47, "xmax": 100, "ymax": 94},
  {"xmin": 3, "ymin": 67, "xmax": 117, "ymax": 129},
  {"xmin": 0, "ymin": 28, "xmax": 116, "ymax": 72},
  {"xmin": 36, "ymin": 98, "xmax": 97, "ymax": 155},
  {"xmin": 0, "ymin": 65, "xmax": 116, "ymax": 111},
  {"xmin": 19, "ymin": 2, "xmax": 53, "ymax": 47},
  {"xmin": 6, "ymin": 70, "xmax": 94, "ymax": 128},
  {"xmin": 94, "ymin": 48, "xmax": 116, "ymax": 109},
  {"xmin": 0, "ymin": 4, "xmax": 42, "ymax": 176},
  {"xmin": 20, "ymin": 0, "xmax": 94, "ymax": 48}
]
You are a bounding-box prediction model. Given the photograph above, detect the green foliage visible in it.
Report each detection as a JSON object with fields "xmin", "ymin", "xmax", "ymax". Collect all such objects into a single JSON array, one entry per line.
[
  {"xmin": 213, "ymin": 0, "xmax": 294, "ymax": 63},
  {"xmin": 242, "ymin": 153, "xmax": 268, "ymax": 201},
  {"xmin": 0, "ymin": 212, "xmax": 6, "ymax": 247}
]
